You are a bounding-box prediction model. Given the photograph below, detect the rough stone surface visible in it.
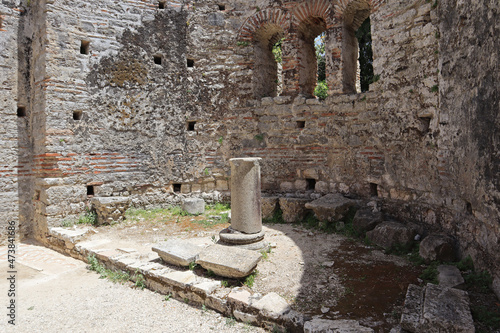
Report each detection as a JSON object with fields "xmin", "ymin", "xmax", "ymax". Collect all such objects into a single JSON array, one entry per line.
[
  {"xmin": 419, "ymin": 234, "xmax": 456, "ymax": 263},
  {"xmin": 303, "ymin": 318, "xmax": 374, "ymax": 333},
  {"xmin": 91, "ymin": 197, "xmax": 130, "ymax": 226},
  {"xmin": 352, "ymin": 208, "xmax": 383, "ymax": 234},
  {"xmin": 493, "ymin": 275, "xmax": 500, "ymax": 301},
  {"xmin": 196, "ymin": 244, "xmax": 261, "ymax": 278},
  {"xmin": 279, "ymin": 198, "xmax": 311, "ymax": 223},
  {"xmin": 181, "ymin": 198, "xmax": 205, "ymax": 215},
  {"xmin": 366, "ymin": 221, "xmax": 416, "ymax": 249},
  {"xmin": 152, "ymin": 239, "xmax": 202, "ymax": 267},
  {"xmin": 252, "ymin": 292, "xmax": 290, "ymax": 319},
  {"xmin": 230, "ymin": 158, "xmax": 262, "ymax": 234},
  {"xmin": 261, "ymin": 196, "xmax": 279, "ymax": 220},
  {"xmin": 401, "ymin": 283, "xmax": 475, "ymax": 333},
  {"xmin": 305, "ymin": 193, "xmax": 358, "ymax": 222},
  {"xmin": 437, "ymin": 265, "xmax": 465, "ymax": 289},
  {"xmin": 0, "ymin": 0, "xmax": 498, "ymax": 289}
]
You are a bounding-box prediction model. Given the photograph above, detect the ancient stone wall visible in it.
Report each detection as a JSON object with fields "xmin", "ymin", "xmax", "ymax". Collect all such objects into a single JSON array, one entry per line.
[{"xmin": 0, "ymin": 0, "xmax": 498, "ymax": 279}]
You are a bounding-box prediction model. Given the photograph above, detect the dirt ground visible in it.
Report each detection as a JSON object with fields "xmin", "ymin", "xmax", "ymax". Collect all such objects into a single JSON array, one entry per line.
[{"xmin": 82, "ymin": 207, "xmax": 425, "ymax": 332}]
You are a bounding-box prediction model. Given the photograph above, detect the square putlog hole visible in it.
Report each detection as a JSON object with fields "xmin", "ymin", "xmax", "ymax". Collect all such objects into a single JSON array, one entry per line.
[
  {"xmin": 187, "ymin": 58, "xmax": 194, "ymax": 67},
  {"xmin": 80, "ymin": 40, "xmax": 90, "ymax": 55},
  {"xmin": 306, "ymin": 178, "xmax": 316, "ymax": 191},
  {"xmin": 87, "ymin": 185, "xmax": 95, "ymax": 196},
  {"xmin": 297, "ymin": 120, "xmax": 305, "ymax": 129},
  {"xmin": 158, "ymin": 1, "xmax": 165, "ymax": 9},
  {"xmin": 17, "ymin": 106, "xmax": 26, "ymax": 117},
  {"xmin": 187, "ymin": 121, "xmax": 196, "ymax": 131},
  {"xmin": 173, "ymin": 184, "xmax": 181, "ymax": 193},
  {"xmin": 218, "ymin": 4, "xmax": 225, "ymax": 10},
  {"xmin": 370, "ymin": 183, "xmax": 378, "ymax": 197},
  {"xmin": 73, "ymin": 110, "xmax": 83, "ymax": 120},
  {"xmin": 153, "ymin": 55, "xmax": 162, "ymax": 65}
]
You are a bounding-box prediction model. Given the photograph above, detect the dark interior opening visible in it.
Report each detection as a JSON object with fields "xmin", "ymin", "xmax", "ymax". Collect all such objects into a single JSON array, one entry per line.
[
  {"xmin": 297, "ymin": 120, "xmax": 305, "ymax": 129},
  {"xmin": 306, "ymin": 178, "xmax": 316, "ymax": 191},
  {"xmin": 370, "ymin": 183, "xmax": 378, "ymax": 197},
  {"xmin": 80, "ymin": 40, "xmax": 90, "ymax": 55},
  {"xmin": 466, "ymin": 202, "xmax": 473, "ymax": 214},
  {"xmin": 218, "ymin": 4, "xmax": 225, "ymax": 11},
  {"xmin": 153, "ymin": 55, "xmax": 162, "ymax": 65},
  {"xmin": 73, "ymin": 110, "xmax": 82, "ymax": 120},
  {"xmin": 87, "ymin": 185, "xmax": 94, "ymax": 196},
  {"xmin": 173, "ymin": 184, "xmax": 181, "ymax": 193},
  {"xmin": 187, "ymin": 121, "xmax": 196, "ymax": 131},
  {"xmin": 419, "ymin": 117, "xmax": 432, "ymax": 133},
  {"xmin": 17, "ymin": 106, "xmax": 26, "ymax": 117},
  {"xmin": 187, "ymin": 58, "xmax": 194, "ymax": 67},
  {"xmin": 158, "ymin": 1, "xmax": 165, "ymax": 9}
]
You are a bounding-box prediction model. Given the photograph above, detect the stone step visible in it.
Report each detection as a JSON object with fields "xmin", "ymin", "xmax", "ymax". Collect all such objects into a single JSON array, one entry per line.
[
  {"xmin": 196, "ymin": 244, "xmax": 261, "ymax": 278},
  {"xmin": 400, "ymin": 283, "xmax": 475, "ymax": 333},
  {"xmin": 152, "ymin": 238, "xmax": 202, "ymax": 267},
  {"xmin": 305, "ymin": 193, "xmax": 358, "ymax": 222}
]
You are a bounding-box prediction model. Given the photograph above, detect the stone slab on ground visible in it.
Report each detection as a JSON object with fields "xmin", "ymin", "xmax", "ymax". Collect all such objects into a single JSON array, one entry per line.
[
  {"xmin": 352, "ymin": 208, "xmax": 383, "ymax": 234},
  {"xmin": 49, "ymin": 227, "xmax": 93, "ymax": 243},
  {"xmin": 303, "ymin": 318, "xmax": 374, "ymax": 333},
  {"xmin": 152, "ymin": 239, "xmax": 202, "ymax": 267},
  {"xmin": 196, "ymin": 244, "xmax": 261, "ymax": 278},
  {"xmin": 304, "ymin": 193, "xmax": 358, "ymax": 222},
  {"xmin": 419, "ymin": 234, "xmax": 456, "ymax": 263},
  {"xmin": 366, "ymin": 221, "xmax": 416, "ymax": 249},
  {"xmin": 400, "ymin": 283, "xmax": 474, "ymax": 333},
  {"xmin": 279, "ymin": 197, "xmax": 311, "ymax": 223},
  {"xmin": 437, "ymin": 265, "xmax": 465, "ymax": 289},
  {"xmin": 182, "ymin": 198, "xmax": 205, "ymax": 215}
]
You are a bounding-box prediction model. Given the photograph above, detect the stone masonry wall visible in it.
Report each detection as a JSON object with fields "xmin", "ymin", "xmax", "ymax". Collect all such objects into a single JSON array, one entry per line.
[{"xmin": 0, "ymin": 0, "xmax": 498, "ymax": 278}]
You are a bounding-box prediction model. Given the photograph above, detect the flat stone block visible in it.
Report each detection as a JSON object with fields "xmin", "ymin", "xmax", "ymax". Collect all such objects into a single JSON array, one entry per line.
[
  {"xmin": 181, "ymin": 198, "xmax": 205, "ymax": 215},
  {"xmin": 304, "ymin": 193, "xmax": 357, "ymax": 222},
  {"xmin": 252, "ymin": 292, "xmax": 290, "ymax": 319},
  {"xmin": 152, "ymin": 239, "xmax": 202, "ymax": 267},
  {"xmin": 191, "ymin": 280, "xmax": 221, "ymax": 295},
  {"xmin": 279, "ymin": 197, "xmax": 311, "ymax": 223},
  {"xmin": 401, "ymin": 283, "xmax": 474, "ymax": 333},
  {"xmin": 304, "ymin": 319, "xmax": 374, "ymax": 333},
  {"xmin": 163, "ymin": 270, "xmax": 197, "ymax": 288},
  {"xmin": 437, "ymin": 265, "xmax": 465, "ymax": 289},
  {"xmin": 228, "ymin": 287, "xmax": 252, "ymax": 308},
  {"xmin": 196, "ymin": 244, "xmax": 261, "ymax": 278},
  {"xmin": 352, "ymin": 208, "xmax": 383, "ymax": 234},
  {"xmin": 261, "ymin": 196, "xmax": 279, "ymax": 219}
]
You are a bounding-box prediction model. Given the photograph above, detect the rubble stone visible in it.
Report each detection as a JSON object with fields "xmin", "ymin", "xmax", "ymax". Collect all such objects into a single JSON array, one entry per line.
[
  {"xmin": 366, "ymin": 221, "xmax": 416, "ymax": 249},
  {"xmin": 279, "ymin": 198, "xmax": 311, "ymax": 223},
  {"xmin": 181, "ymin": 198, "xmax": 205, "ymax": 215},
  {"xmin": 305, "ymin": 193, "xmax": 358, "ymax": 222},
  {"xmin": 91, "ymin": 197, "xmax": 130, "ymax": 225},
  {"xmin": 152, "ymin": 239, "xmax": 202, "ymax": 267},
  {"xmin": 419, "ymin": 234, "xmax": 456, "ymax": 263},
  {"xmin": 196, "ymin": 244, "xmax": 261, "ymax": 278}
]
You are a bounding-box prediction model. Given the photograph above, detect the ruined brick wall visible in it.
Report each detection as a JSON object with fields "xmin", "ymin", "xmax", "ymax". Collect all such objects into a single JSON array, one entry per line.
[{"xmin": 0, "ymin": 0, "xmax": 498, "ymax": 278}]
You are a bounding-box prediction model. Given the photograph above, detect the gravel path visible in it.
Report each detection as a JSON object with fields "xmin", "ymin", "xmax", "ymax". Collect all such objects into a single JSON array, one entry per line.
[{"xmin": 1, "ymin": 243, "xmax": 265, "ymax": 333}]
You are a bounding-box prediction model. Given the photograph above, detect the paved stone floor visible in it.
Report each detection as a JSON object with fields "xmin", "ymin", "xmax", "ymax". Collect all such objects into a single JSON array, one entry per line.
[{"xmin": 0, "ymin": 241, "xmax": 264, "ymax": 333}]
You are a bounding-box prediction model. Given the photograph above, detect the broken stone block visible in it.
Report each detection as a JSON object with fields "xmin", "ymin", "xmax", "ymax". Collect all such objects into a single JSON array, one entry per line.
[
  {"xmin": 261, "ymin": 196, "xmax": 279, "ymax": 219},
  {"xmin": 91, "ymin": 196, "xmax": 130, "ymax": 225},
  {"xmin": 152, "ymin": 239, "xmax": 202, "ymax": 267},
  {"xmin": 181, "ymin": 198, "xmax": 205, "ymax": 215},
  {"xmin": 196, "ymin": 244, "xmax": 261, "ymax": 278},
  {"xmin": 419, "ymin": 234, "xmax": 456, "ymax": 263},
  {"xmin": 366, "ymin": 221, "xmax": 416, "ymax": 249},
  {"xmin": 304, "ymin": 318, "xmax": 374, "ymax": 333},
  {"xmin": 279, "ymin": 197, "xmax": 311, "ymax": 223},
  {"xmin": 401, "ymin": 283, "xmax": 475, "ymax": 333},
  {"xmin": 252, "ymin": 292, "xmax": 290, "ymax": 319},
  {"xmin": 437, "ymin": 265, "xmax": 465, "ymax": 289},
  {"xmin": 304, "ymin": 193, "xmax": 357, "ymax": 222},
  {"xmin": 352, "ymin": 208, "xmax": 383, "ymax": 234}
]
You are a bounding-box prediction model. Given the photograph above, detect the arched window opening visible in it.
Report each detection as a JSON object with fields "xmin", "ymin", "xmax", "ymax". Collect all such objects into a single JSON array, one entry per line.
[
  {"xmin": 342, "ymin": 5, "xmax": 371, "ymax": 94},
  {"xmin": 272, "ymin": 37, "xmax": 285, "ymax": 96},
  {"xmin": 253, "ymin": 26, "xmax": 285, "ymax": 98},
  {"xmin": 355, "ymin": 17, "xmax": 374, "ymax": 92},
  {"xmin": 298, "ymin": 17, "xmax": 327, "ymax": 98}
]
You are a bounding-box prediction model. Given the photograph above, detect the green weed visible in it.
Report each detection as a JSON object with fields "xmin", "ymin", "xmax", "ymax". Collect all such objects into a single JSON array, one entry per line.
[
  {"xmin": 471, "ymin": 305, "xmax": 500, "ymax": 329},
  {"xmin": 260, "ymin": 247, "xmax": 271, "ymax": 260},
  {"xmin": 189, "ymin": 261, "xmax": 198, "ymax": 271},
  {"xmin": 225, "ymin": 317, "xmax": 236, "ymax": 326},
  {"xmin": 430, "ymin": 84, "xmax": 439, "ymax": 93},
  {"xmin": 420, "ymin": 261, "xmax": 439, "ymax": 284},
  {"xmin": 164, "ymin": 293, "xmax": 172, "ymax": 301},
  {"xmin": 87, "ymin": 255, "xmax": 130, "ymax": 284},
  {"xmin": 263, "ymin": 208, "xmax": 285, "ymax": 224},
  {"xmin": 133, "ymin": 270, "xmax": 146, "ymax": 290},
  {"xmin": 237, "ymin": 41, "xmax": 250, "ymax": 47},
  {"xmin": 221, "ymin": 280, "xmax": 229, "ymax": 287},
  {"xmin": 243, "ymin": 270, "xmax": 258, "ymax": 288},
  {"xmin": 78, "ymin": 208, "xmax": 98, "ymax": 226},
  {"xmin": 314, "ymin": 80, "xmax": 328, "ymax": 100}
]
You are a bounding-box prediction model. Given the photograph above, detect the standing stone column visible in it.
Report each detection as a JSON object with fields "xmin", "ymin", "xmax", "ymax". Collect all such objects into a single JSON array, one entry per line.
[{"xmin": 219, "ymin": 158, "xmax": 267, "ymax": 250}]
